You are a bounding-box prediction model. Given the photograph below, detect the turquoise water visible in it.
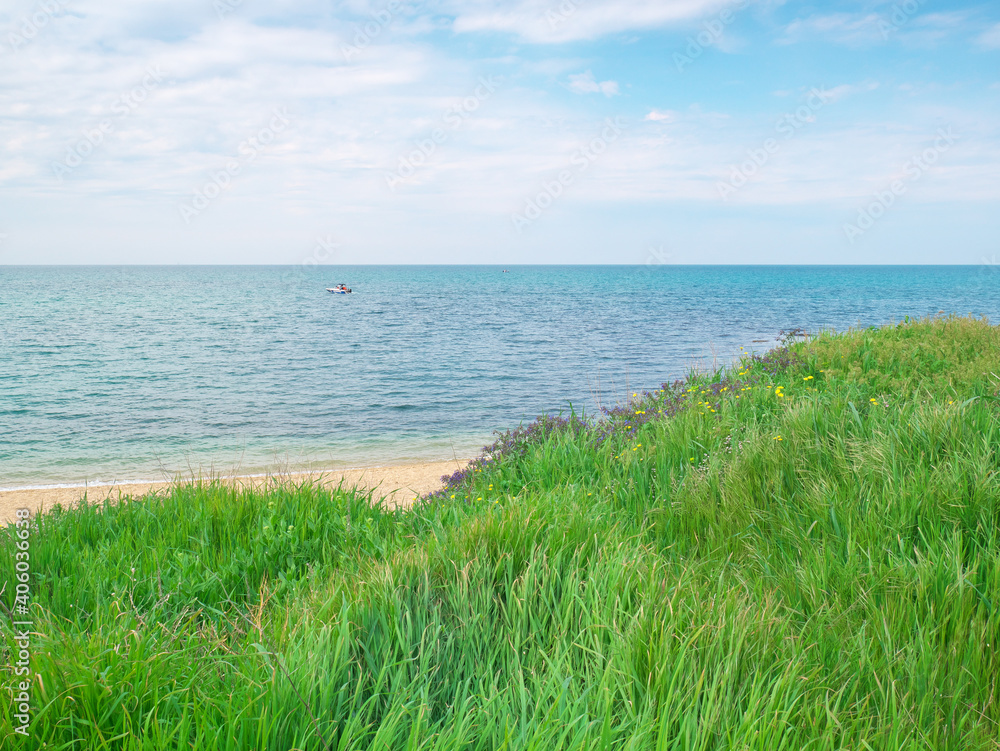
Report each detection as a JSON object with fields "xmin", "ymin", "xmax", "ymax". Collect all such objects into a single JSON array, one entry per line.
[{"xmin": 1, "ymin": 265, "xmax": 997, "ymax": 488}]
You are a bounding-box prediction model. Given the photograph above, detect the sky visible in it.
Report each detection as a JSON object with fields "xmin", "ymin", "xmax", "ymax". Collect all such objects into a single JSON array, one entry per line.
[{"xmin": 0, "ymin": 0, "xmax": 998, "ymax": 265}]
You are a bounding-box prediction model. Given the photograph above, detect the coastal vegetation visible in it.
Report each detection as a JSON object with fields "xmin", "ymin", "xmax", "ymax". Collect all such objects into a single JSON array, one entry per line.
[{"xmin": 2, "ymin": 315, "xmax": 999, "ymax": 749}]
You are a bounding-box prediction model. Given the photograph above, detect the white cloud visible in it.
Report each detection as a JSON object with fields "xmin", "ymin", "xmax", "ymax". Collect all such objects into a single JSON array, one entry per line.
[
  {"xmin": 447, "ymin": 0, "xmax": 733, "ymax": 43},
  {"xmin": 0, "ymin": 0, "xmax": 998, "ymax": 264},
  {"xmin": 820, "ymin": 81, "xmax": 879, "ymax": 103},
  {"xmin": 567, "ymin": 70, "xmax": 619, "ymax": 96},
  {"xmin": 780, "ymin": 9, "xmax": 974, "ymax": 48},
  {"xmin": 778, "ymin": 13, "xmax": 885, "ymax": 46},
  {"xmin": 644, "ymin": 109, "xmax": 676, "ymax": 122},
  {"xmin": 979, "ymin": 22, "xmax": 1000, "ymax": 49}
]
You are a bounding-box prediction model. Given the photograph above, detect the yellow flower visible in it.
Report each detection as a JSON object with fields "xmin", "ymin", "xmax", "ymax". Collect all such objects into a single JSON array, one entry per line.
[
  {"xmin": 803, "ymin": 375, "xmax": 813, "ymax": 381},
  {"xmin": 773, "ymin": 436, "xmax": 783, "ymax": 441}
]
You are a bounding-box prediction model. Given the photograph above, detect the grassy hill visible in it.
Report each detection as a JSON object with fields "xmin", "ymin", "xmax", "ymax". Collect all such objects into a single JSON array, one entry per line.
[{"xmin": 3, "ymin": 315, "xmax": 999, "ymax": 749}]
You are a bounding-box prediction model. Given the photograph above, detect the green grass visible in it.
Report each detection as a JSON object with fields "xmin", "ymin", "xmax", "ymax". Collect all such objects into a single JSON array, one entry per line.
[{"xmin": 2, "ymin": 315, "xmax": 999, "ymax": 749}]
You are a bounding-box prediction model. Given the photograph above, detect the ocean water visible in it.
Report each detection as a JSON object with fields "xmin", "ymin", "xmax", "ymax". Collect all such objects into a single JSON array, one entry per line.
[{"xmin": 2, "ymin": 265, "xmax": 997, "ymax": 489}]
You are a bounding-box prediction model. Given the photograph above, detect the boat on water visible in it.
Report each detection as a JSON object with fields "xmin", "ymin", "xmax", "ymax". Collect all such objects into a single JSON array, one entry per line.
[{"xmin": 326, "ymin": 283, "xmax": 352, "ymax": 294}]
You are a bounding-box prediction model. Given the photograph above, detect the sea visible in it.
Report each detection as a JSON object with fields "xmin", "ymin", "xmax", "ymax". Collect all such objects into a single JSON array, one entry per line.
[{"xmin": 2, "ymin": 265, "xmax": 997, "ymax": 490}]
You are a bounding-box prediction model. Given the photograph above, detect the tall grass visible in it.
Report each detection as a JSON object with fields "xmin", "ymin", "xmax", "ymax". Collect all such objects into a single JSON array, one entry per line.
[{"xmin": 2, "ymin": 315, "xmax": 999, "ymax": 749}]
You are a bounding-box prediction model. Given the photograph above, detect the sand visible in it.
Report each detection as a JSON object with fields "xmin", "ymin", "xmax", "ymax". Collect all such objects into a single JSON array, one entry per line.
[{"xmin": 0, "ymin": 459, "xmax": 469, "ymax": 526}]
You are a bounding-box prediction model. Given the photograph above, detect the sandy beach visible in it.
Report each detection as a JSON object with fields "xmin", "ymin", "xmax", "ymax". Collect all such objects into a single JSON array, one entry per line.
[{"xmin": 0, "ymin": 459, "xmax": 468, "ymax": 526}]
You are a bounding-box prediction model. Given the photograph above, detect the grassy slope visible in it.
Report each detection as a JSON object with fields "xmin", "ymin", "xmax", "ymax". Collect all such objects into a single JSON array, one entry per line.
[{"xmin": 2, "ymin": 316, "xmax": 999, "ymax": 750}]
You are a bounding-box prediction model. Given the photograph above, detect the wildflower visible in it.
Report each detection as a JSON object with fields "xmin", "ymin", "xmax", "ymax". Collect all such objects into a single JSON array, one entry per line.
[
  {"xmin": 803, "ymin": 376, "xmax": 814, "ymax": 381},
  {"xmin": 450, "ymin": 494, "xmax": 455, "ymax": 499},
  {"xmin": 870, "ymin": 398, "xmax": 878, "ymax": 405},
  {"xmin": 773, "ymin": 436, "xmax": 783, "ymax": 441}
]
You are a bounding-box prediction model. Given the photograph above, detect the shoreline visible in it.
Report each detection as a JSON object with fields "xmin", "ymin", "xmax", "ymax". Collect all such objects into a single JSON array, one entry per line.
[{"xmin": 0, "ymin": 458, "xmax": 470, "ymax": 525}]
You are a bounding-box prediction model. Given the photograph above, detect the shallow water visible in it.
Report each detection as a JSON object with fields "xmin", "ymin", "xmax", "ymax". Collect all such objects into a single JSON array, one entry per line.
[{"xmin": 1, "ymin": 265, "xmax": 997, "ymax": 487}]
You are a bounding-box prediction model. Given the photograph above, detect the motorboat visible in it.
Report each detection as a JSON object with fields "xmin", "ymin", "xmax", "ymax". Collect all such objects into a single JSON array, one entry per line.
[{"xmin": 326, "ymin": 284, "xmax": 352, "ymax": 294}]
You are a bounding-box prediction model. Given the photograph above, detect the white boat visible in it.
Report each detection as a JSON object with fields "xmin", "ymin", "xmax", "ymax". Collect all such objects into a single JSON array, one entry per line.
[{"xmin": 326, "ymin": 284, "xmax": 352, "ymax": 294}]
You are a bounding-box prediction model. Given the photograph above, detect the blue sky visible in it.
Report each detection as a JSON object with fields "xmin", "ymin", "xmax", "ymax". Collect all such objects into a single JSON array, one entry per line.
[{"xmin": 1, "ymin": 0, "xmax": 998, "ymax": 264}]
